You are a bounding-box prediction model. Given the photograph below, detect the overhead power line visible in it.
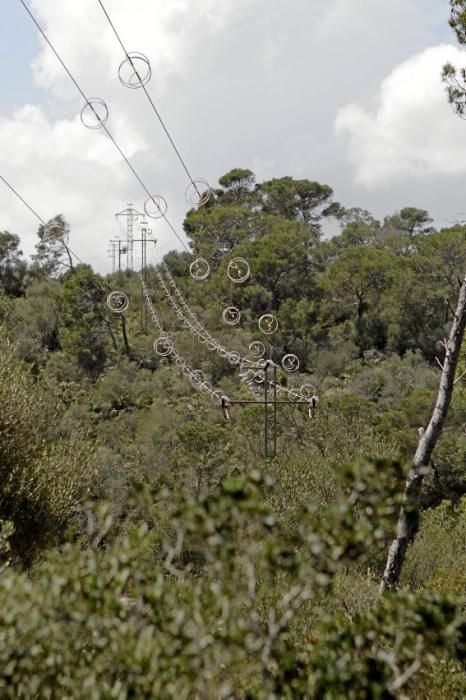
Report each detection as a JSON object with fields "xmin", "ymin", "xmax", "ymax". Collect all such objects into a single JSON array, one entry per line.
[
  {"xmin": 0, "ymin": 175, "xmax": 45, "ymax": 224},
  {"xmin": 95, "ymin": 0, "xmax": 200, "ymax": 197},
  {"xmin": 17, "ymin": 0, "xmax": 189, "ymax": 252},
  {"xmin": 0, "ymin": 173, "xmax": 85, "ymax": 265}
]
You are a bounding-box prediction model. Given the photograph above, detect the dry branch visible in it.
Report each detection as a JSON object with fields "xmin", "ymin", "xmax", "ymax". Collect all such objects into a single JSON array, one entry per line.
[{"xmin": 380, "ymin": 275, "xmax": 466, "ymax": 594}]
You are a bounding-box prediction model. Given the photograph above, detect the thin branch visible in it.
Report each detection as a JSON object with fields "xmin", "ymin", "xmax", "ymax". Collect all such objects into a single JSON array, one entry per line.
[
  {"xmin": 261, "ymin": 585, "xmax": 311, "ymax": 668},
  {"xmin": 390, "ymin": 659, "xmax": 422, "ymax": 692}
]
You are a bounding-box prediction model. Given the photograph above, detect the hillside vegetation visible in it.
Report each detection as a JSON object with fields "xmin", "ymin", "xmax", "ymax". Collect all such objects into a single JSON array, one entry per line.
[{"xmin": 0, "ymin": 169, "xmax": 465, "ymax": 697}]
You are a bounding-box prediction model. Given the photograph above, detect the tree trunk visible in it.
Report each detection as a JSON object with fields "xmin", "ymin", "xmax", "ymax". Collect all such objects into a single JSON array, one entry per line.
[
  {"xmin": 119, "ymin": 313, "xmax": 132, "ymax": 358},
  {"xmin": 102, "ymin": 317, "xmax": 118, "ymax": 352},
  {"xmin": 380, "ymin": 275, "xmax": 466, "ymax": 594},
  {"xmin": 63, "ymin": 242, "xmax": 74, "ymax": 271}
]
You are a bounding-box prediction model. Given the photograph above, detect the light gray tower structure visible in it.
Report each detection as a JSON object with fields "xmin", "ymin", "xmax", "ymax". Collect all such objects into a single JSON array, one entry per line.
[
  {"xmin": 115, "ymin": 204, "xmax": 144, "ymax": 271},
  {"xmin": 133, "ymin": 219, "xmax": 156, "ymax": 334}
]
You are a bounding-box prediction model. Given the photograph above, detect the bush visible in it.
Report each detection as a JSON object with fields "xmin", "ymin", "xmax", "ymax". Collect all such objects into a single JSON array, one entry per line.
[
  {"xmin": 0, "ymin": 470, "xmax": 463, "ymax": 698},
  {"xmin": 0, "ymin": 335, "xmax": 93, "ymax": 563}
]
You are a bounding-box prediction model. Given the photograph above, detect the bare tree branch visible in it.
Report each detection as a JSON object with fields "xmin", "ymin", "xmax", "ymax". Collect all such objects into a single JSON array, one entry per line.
[{"xmin": 380, "ymin": 275, "xmax": 466, "ymax": 594}]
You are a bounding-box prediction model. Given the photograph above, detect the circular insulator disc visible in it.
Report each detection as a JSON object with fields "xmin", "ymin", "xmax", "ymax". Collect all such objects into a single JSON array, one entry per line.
[
  {"xmin": 222, "ymin": 307, "xmax": 241, "ymax": 326},
  {"xmin": 239, "ymin": 368, "xmax": 255, "ymax": 383},
  {"xmin": 80, "ymin": 98, "xmax": 109, "ymax": 129},
  {"xmin": 300, "ymin": 383, "xmax": 316, "ymax": 399},
  {"xmin": 153, "ymin": 336, "xmax": 173, "ymax": 357},
  {"xmin": 252, "ymin": 371, "xmax": 265, "ymax": 385},
  {"xmin": 287, "ymin": 389, "xmax": 301, "ymax": 402},
  {"xmin": 248, "ymin": 341, "xmax": 266, "ymax": 358},
  {"xmin": 43, "ymin": 221, "xmax": 70, "ymax": 242},
  {"xmin": 227, "ymin": 257, "xmax": 250, "ymax": 284},
  {"xmin": 200, "ymin": 381, "xmax": 213, "ymax": 395},
  {"xmin": 282, "ymin": 353, "xmax": 300, "ymax": 373},
  {"xmin": 190, "ymin": 369, "xmax": 205, "ymax": 386},
  {"xmin": 144, "ymin": 194, "xmax": 168, "ymax": 219},
  {"xmin": 118, "ymin": 52, "xmax": 152, "ymax": 89},
  {"xmin": 241, "ymin": 355, "xmax": 266, "ymax": 369},
  {"xmin": 185, "ymin": 179, "xmax": 211, "ymax": 207},
  {"xmin": 190, "ymin": 258, "xmax": 210, "ymax": 281},
  {"xmin": 258, "ymin": 314, "xmax": 279, "ymax": 335},
  {"xmin": 227, "ymin": 351, "xmax": 241, "ymax": 366},
  {"xmin": 106, "ymin": 291, "xmax": 129, "ymax": 313}
]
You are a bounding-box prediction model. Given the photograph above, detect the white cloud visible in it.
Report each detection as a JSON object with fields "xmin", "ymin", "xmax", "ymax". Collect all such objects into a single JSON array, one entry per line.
[
  {"xmin": 335, "ymin": 44, "xmax": 466, "ymax": 186},
  {"xmin": 0, "ymin": 0, "xmax": 460, "ymax": 270}
]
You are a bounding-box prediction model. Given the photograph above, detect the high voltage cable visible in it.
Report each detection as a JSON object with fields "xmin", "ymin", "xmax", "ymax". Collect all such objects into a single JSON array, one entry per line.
[
  {"xmin": 95, "ymin": 0, "xmax": 201, "ymax": 197},
  {"xmin": 139, "ymin": 272, "xmax": 221, "ymax": 400},
  {"xmin": 17, "ymin": 0, "xmax": 189, "ymax": 252},
  {"xmin": 0, "ymin": 173, "xmax": 85, "ymax": 265},
  {"xmin": 156, "ymin": 263, "xmax": 308, "ymax": 402},
  {"xmin": 0, "ymin": 175, "xmax": 45, "ymax": 225},
  {"xmin": 16, "ymin": 0, "xmax": 305, "ymax": 404}
]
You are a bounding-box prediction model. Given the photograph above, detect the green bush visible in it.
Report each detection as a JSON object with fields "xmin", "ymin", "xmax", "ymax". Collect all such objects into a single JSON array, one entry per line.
[
  {"xmin": 0, "ymin": 336, "xmax": 93, "ymax": 563},
  {"xmin": 0, "ymin": 469, "xmax": 463, "ymax": 698}
]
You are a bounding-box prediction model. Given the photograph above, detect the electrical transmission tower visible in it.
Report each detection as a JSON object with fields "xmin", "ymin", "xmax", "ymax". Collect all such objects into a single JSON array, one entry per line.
[
  {"xmin": 108, "ymin": 238, "xmax": 127, "ymax": 272},
  {"xmin": 115, "ymin": 204, "xmax": 144, "ymax": 271},
  {"xmin": 133, "ymin": 220, "xmax": 156, "ymax": 334},
  {"xmin": 107, "ymin": 241, "xmax": 117, "ymax": 272}
]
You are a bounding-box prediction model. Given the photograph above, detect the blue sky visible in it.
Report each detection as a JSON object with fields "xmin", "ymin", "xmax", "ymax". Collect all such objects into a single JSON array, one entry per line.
[
  {"xmin": 0, "ymin": 2, "xmax": 44, "ymax": 112},
  {"xmin": 0, "ymin": 0, "xmax": 453, "ymax": 113}
]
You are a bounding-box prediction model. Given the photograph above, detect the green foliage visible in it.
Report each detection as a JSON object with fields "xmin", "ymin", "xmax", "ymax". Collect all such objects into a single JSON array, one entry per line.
[
  {"xmin": 0, "ymin": 335, "xmax": 94, "ymax": 563},
  {"xmin": 402, "ymin": 498, "xmax": 466, "ymax": 593},
  {"xmin": 218, "ymin": 167, "xmax": 255, "ymax": 190},
  {"xmin": 59, "ymin": 265, "xmax": 115, "ymax": 376},
  {"xmin": 8, "ymin": 279, "xmax": 62, "ymax": 364},
  {"xmin": 259, "ymin": 176, "xmax": 335, "ymax": 224},
  {"xmin": 450, "ymin": 0, "xmax": 466, "ymax": 45},
  {"xmin": 0, "ymin": 230, "xmax": 26, "ymax": 296},
  {"xmin": 320, "ymin": 245, "xmax": 396, "ymax": 352},
  {"xmin": 183, "ymin": 204, "xmax": 255, "ymax": 260},
  {"xmin": 383, "ymin": 207, "xmax": 434, "ymax": 238},
  {"xmin": 217, "ymin": 167, "xmax": 256, "ymax": 205},
  {"xmin": 33, "ymin": 214, "xmax": 73, "ymax": 276},
  {"xmin": 1, "ymin": 163, "xmax": 466, "ymax": 695},
  {"xmin": 0, "ymin": 467, "xmax": 462, "ymax": 697},
  {"xmin": 174, "ymin": 419, "xmax": 231, "ymax": 499},
  {"xmin": 305, "ymin": 591, "xmax": 465, "ymax": 699},
  {"xmin": 443, "ymin": 2, "xmax": 466, "ymax": 116}
]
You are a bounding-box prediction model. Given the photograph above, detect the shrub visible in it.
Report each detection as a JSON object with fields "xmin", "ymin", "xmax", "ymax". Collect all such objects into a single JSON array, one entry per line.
[{"xmin": 0, "ymin": 335, "xmax": 93, "ymax": 563}]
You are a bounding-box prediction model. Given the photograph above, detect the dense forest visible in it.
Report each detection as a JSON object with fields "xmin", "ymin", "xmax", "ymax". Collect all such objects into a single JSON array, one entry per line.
[{"xmin": 0, "ymin": 162, "xmax": 465, "ymax": 697}]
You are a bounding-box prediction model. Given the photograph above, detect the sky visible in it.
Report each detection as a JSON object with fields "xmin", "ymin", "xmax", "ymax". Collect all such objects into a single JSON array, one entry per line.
[{"xmin": 0, "ymin": 0, "xmax": 465, "ymax": 271}]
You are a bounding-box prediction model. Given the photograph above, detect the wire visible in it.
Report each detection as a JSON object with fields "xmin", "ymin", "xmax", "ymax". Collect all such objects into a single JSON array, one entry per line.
[
  {"xmin": 155, "ymin": 263, "xmax": 311, "ymax": 402},
  {"xmin": 139, "ymin": 272, "xmax": 222, "ymax": 400},
  {"xmin": 17, "ymin": 0, "xmax": 189, "ymax": 252},
  {"xmin": 66, "ymin": 244, "xmax": 86, "ymax": 266},
  {"xmin": 1, "ymin": 173, "xmax": 86, "ymax": 266},
  {"xmin": 95, "ymin": 0, "xmax": 201, "ymax": 197},
  {"xmin": 0, "ymin": 175, "xmax": 45, "ymax": 224}
]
